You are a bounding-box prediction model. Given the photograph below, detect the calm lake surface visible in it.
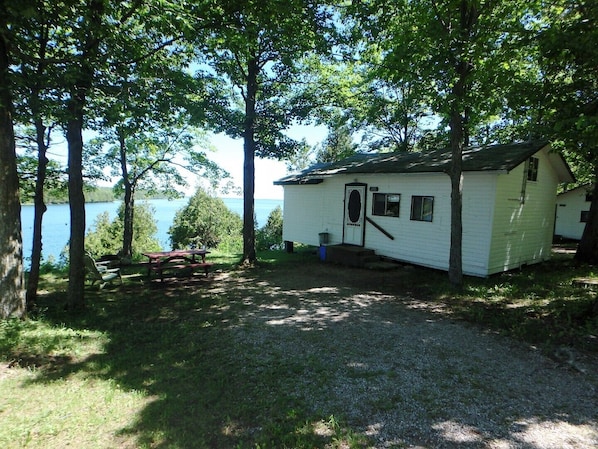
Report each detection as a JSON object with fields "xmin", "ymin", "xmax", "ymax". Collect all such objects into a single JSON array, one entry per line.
[{"xmin": 20, "ymin": 197, "xmax": 283, "ymax": 263}]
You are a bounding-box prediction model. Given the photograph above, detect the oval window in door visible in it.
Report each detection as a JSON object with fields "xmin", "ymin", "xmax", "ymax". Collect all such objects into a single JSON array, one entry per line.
[{"xmin": 348, "ymin": 189, "xmax": 361, "ymax": 223}]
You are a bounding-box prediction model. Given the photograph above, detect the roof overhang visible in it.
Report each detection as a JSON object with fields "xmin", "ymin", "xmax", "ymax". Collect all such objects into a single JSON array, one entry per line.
[
  {"xmin": 546, "ymin": 150, "xmax": 576, "ymax": 183},
  {"xmin": 273, "ymin": 178, "xmax": 324, "ymax": 186},
  {"xmin": 272, "ymin": 141, "xmax": 577, "ymax": 186}
]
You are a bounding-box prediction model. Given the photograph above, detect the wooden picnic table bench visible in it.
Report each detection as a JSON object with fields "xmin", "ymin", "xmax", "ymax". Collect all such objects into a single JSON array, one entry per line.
[{"xmin": 143, "ymin": 249, "xmax": 213, "ymax": 282}]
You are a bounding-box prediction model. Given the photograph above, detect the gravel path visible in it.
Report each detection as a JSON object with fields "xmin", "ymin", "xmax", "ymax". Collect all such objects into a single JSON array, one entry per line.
[{"xmin": 218, "ymin": 264, "xmax": 598, "ymax": 449}]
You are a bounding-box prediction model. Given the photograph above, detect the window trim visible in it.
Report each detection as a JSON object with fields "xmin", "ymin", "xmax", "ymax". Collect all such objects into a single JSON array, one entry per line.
[
  {"xmin": 527, "ymin": 156, "xmax": 539, "ymax": 182},
  {"xmin": 410, "ymin": 195, "xmax": 434, "ymax": 222},
  {"xmin": 372, "ymin": 193, "xmax": 401, "ymax": 217}
]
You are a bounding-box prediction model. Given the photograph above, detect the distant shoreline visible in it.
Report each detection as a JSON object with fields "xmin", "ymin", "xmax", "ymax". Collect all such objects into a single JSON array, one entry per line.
[{"xmin": 21, "ymin": 196, "xmax": 283, "ymax": 206}]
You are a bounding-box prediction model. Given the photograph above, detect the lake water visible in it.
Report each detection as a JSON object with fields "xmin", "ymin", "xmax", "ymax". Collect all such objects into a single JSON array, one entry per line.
[{"xmin": 20, "ymin": 197, "xmax": 283, "ymax": 263}]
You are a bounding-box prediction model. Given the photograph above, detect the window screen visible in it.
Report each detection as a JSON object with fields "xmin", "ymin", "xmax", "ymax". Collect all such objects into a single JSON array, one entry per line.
[
  {"xmin": 372, "ymin": 193, "xmax": 400, "ymax": 217},
  {"xmin": 410, "ymin": 196, "xmax": 434, "ymax": 222}
]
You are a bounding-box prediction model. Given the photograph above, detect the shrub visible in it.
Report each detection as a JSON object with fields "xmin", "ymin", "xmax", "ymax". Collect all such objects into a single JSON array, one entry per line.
[
  {"xmin": 168, "ymin": 188, "xmax": 242, "ymax": 250},
  {"xmin": 85, "ymin": 201, "xmax": 161, "ymax": 259},
  {"xmin": 256, "ymin": 206, "xmax": 283, "ymax": 251}
]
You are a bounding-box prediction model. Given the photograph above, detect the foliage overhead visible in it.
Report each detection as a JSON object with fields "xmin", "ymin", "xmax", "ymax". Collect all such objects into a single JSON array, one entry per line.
[{"xmin": 195, "ymin": 0, "xmax": 335, "ymax": 160}]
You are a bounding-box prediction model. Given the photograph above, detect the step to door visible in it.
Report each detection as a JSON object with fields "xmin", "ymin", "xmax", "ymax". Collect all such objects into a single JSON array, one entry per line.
[{"xmin": 324, "ymin": 244, "xmax": 397, "ymax": 269}]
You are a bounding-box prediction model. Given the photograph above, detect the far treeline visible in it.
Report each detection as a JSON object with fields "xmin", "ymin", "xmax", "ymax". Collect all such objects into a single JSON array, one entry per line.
[
  {"xmin": 20, "ymin": 186, "xmax": 169, "ymax": 205},
  {"xmin": 1, "ymin": 0, "xmax": 598, "ymax": 318}
]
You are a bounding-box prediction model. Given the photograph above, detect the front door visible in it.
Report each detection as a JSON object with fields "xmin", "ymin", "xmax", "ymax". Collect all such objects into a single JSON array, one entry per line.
[{"xmin": 343, "ymin": 184, "xmax": 366, "ymax": 246}]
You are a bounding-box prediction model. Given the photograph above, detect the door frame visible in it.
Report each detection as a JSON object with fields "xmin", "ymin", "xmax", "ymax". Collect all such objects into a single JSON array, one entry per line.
[{"xmin": 342, "ymin": 183, "xmax": 367, "ymax": 246}]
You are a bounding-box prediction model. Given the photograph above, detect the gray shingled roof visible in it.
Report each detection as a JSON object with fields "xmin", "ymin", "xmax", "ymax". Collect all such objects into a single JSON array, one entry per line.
[{"xmin": 274, "ymin": 140, "xmax": 575, "ymax": 185}]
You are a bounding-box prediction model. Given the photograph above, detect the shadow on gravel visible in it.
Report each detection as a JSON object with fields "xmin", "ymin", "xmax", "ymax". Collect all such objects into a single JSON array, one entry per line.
[{"xmin": 23, "ymin": 257, "xmax": 598, "ymax": 448}]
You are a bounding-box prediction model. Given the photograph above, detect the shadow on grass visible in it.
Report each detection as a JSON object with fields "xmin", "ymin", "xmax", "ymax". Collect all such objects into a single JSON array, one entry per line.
[{"xmin": 12, "ymin": 248, "xmax": 598, "ymax": 448}]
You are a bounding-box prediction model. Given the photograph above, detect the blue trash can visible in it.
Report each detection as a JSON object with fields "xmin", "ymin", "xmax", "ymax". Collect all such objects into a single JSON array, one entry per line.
[{"xmin": 319, "ymin": 245, "xmax": 326, "ymax": 261}]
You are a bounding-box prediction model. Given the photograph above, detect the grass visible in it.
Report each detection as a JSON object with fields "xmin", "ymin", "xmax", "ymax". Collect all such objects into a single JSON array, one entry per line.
[
  {"xmin": 1, "ymin": 246, "xmax": 597, "ymax": 448},
  {"xmin": 404, "ymin": 250, "xmax": 598, "ymax": 351}
]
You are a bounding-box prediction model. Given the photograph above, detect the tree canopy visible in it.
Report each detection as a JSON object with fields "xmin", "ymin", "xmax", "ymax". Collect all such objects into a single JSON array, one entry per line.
[
  {"xmin": 192, "ymin": 0, "xmax": 334, "ymax": 263},
  {"xmin": 2, "ymin": 0, "xmax": 598, "ymax": 316}
]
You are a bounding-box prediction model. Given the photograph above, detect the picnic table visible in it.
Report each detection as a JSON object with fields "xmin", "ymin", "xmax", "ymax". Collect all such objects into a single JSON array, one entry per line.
[{"xmin": 142, "ymin": 249, "xmax": 212, "ymax": 282}]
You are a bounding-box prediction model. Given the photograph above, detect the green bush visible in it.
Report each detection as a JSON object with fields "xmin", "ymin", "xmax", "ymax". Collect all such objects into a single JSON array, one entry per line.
[
  {"xmin": 168, "ymin": 188, "xmax": 242, "ymax": 250},
  {"xmin": 85, "ymin": 201, "xmax": 161, "ymax": 259},
  {"xmin": 256, "ymin": 205, "xmax": 283, "ymax": 251}
]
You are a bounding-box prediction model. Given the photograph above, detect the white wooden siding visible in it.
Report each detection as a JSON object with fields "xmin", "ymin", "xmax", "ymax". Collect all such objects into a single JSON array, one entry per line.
[
  {"xmin": 361, "ymin": 173, "xmax": 451, "ymax": 272},
  {"xmin": 281, "ymin": 147, "xmax": 559, "ymax": 277},
  {"xmin": 283, "ymin": 172, "xmax": 493, "ymax": 275},
  {"xmin": 461, "ymin": 173, "xmax": 497, "ymax": 276},
  {"xmin": 282, "ymin": 183, "xmax": 344, "ymax": 246},
  {"xmin": 554, "ymin": 187, "xmax": 590, "ymax": 240},
  {"xmin": 488, "ymin": 148, "xmax": 557, "ymax": 274}
]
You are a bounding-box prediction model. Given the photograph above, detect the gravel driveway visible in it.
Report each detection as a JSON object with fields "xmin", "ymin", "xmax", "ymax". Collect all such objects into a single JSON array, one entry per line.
[{"xmin": 217, "ymin": 261, "xmax": 598, "ymax": 449}]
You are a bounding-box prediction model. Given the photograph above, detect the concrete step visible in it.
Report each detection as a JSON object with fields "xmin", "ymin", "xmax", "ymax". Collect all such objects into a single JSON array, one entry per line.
[{"xmin": 324, "ymin": 245, "xmax": 398, "ymax": 270}]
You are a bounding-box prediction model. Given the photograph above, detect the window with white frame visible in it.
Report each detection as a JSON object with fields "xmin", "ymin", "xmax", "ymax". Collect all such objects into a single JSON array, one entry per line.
[
  {"xmin": 372, "ymin": 193, "xmax": 400, "ymax": 217},
  {"xmin": 410, "ymin": 196, "xmax": 434, "ymax": 222}
]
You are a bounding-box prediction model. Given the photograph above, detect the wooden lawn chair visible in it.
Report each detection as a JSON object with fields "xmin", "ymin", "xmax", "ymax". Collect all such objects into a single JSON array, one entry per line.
[{"xmin": 84, "ymin": 252, "xmax": 122, "ymax": 289}]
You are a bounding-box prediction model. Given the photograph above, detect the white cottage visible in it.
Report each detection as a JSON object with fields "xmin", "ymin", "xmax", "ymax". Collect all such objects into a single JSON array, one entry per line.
[
  {"xmin": 554, "ymin": 185, "xmax": 593, "ymax": 240},
  {"xmin": 274, "ymin": 141, "xmax": 575, "ymax": 277}
]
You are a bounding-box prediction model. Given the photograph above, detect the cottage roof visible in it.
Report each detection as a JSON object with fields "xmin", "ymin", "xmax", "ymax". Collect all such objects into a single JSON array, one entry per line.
[
  {"xmin": 557, "ymin": 183, "xmax": 594, "ymax": 197},
  {"xmin": 274, "ymin": 140, "xmax": 575, "ymax": 185}
]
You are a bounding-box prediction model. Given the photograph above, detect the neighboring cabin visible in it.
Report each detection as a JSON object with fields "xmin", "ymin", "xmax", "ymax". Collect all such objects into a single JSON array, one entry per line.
[
  {"xmin": 554, "ymin": 185, "xmax": 593, "ymax": 241},
  {"xmin": 274, "ymin": 141, "xmax": 574, "ymax": 277}
]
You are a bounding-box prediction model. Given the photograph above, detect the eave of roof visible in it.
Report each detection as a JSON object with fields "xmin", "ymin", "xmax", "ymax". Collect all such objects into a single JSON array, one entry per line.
[{"xmin": 274, "ymin": 140, "xmax": 562, "ymax": 186}]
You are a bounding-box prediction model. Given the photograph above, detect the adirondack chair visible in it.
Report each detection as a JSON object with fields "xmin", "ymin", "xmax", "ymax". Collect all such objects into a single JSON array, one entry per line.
[{"xmin": 84, "ymin": 252, "xmax": 122, "ymax": 289}]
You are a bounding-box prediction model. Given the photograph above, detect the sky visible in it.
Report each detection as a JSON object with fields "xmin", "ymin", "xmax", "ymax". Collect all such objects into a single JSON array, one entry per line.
[
  {"xmin": 205, "ymin": 133, "xmax": 288, "ymax": 200},
  {"xmin": 200, "ymin": 124, "xmax": 327, "ymax": 200},
  {"xmin": 39, "ymin": 123, "xmax": 328, "ymax": 201}
]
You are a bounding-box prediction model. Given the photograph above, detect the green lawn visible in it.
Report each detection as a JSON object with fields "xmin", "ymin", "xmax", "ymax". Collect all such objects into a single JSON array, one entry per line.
[{"xmin": 1, "ymin": 247, "xmax": 596, "ymax": 448}]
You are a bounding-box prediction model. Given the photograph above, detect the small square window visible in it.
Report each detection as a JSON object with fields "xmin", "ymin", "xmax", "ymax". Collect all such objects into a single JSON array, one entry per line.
[
  {"xmin": 581, "ymin": 211, "xmax": 590, "ymax": 223},
  {"xmin": 411, "ymin": 196, "xmax": 434, "ymax": 222},
  {"xmin": 527, "ymin": 157, "xmax": 539, "ymax": 182},
  {"xmin": 372, "ymin": 193, "xmax": 400, "ymax": 217}
]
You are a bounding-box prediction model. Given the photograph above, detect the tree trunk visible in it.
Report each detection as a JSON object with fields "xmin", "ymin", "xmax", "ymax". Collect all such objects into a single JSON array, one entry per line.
[
  {"xmin": 66, "ymin": 0, "xmax": 103, "ymax": 310},
  {"xmin": 122, "ymin": 184, "xmax": 134, "ymax": 260},
  {"xmin": 26, "ymin": 121, "xmax": 50, "ymax": 310},
  {"xmin": 447, "ymin": 57, "xmax": 467, "ymax": 287},
  {"xmin": 446, "ymin": 0, "xmax": 478, "ymax": 287},
  {"xmin": 66, "ymin": 101, "xmax": 87, "ymax": 310},
  {"xmin": 24, "ymin": 15, "xmax": 51, "ymax": 310},
  {"xmin": 119, "ymin": 132, "xmax": 134, "ymax": 259},
  {"xmin": 0, "ymin": 20, "xmax": 26, "ymax": 318},
  {"xmin": 575, "ymin": 168, "xmax": 598, "ymax": 264},
  {"xmin": 448, "ymin": 110, "xmax": 464, "ymax": 287},
  {"xmin": 242, "ymin": 57, "xmax": 258, "ymax": 264}
]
